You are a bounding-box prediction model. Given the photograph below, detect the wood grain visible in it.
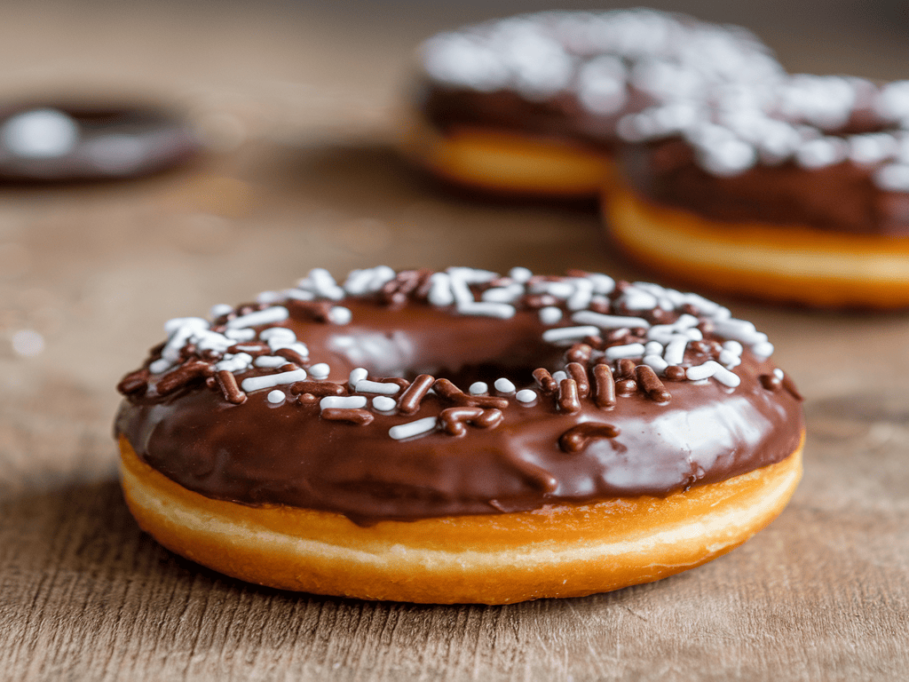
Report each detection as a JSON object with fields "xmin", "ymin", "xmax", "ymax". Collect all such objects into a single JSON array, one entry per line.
[{"xmin": 1, "ymin": 2, "xmax": 908, "ymax": 680}]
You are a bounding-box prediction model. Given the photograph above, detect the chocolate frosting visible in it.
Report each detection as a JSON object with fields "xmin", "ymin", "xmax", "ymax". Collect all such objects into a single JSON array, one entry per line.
[
  {"xmin": 115, "ymin": 279, "xmax": 804, "ymax": 526},
  {"xmin": 619, "ymin": 139, "xmax": 909, "ymax": 236}
]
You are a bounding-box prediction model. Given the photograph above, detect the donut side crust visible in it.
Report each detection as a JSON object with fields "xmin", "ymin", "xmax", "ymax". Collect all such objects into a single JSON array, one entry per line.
[
  {"xmin": 607, "ymin": 180, "xmax": 909, "ymax": 308},
  {"xmin": 119, "ymin": 434, "xmax": 803, "ymax": 604},
  {"xmin": 399, "ymin": 112, "xmax": 613, "ymax": 197}
]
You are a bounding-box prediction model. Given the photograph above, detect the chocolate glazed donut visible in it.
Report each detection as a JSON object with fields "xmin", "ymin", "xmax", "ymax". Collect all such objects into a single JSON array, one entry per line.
[
  {"xmin": 608, "ymin": 76, "xmax": 909, "ymax": 307},
  {"xmin": 402, "ymin": 9, "xmax": 783, "ymax": 197},
  {"xmin": 115, "ymin": 267, "xmax": 804, "ymax": 604}
]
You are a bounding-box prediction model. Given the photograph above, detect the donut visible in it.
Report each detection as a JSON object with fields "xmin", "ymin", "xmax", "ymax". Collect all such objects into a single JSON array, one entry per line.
[
  {"xmin": 401, "ymin": 9, "xmax": 782, "ymax": 198},
  {"xmin": 606, "ymin": 75, "xmax": 909, "ymax": 307},
  {"xmin": 0, "ymin": 103, "xmax": 200, "ymax": 182},
  {"xmin": 115, "ymin": 266, "xmax": 804, "ymax": 604}
]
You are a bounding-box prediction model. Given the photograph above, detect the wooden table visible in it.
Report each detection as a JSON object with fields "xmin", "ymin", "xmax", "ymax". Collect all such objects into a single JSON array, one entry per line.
[{"xmin": 1, "ymin": 3, "xmax": 907, "ymax": 680}]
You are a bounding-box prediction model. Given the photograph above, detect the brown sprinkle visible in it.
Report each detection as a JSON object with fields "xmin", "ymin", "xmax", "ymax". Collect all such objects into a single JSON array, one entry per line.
[
  {"xmin": 532, "ymin": 368, "xmax": 558, "ymax": 394},
  {"xmin": 664, "ymin": 365, "xmax": 687, "ymax": 381},
  {"xmin": 156, "ymin": 360, "xmax": 213, "ymax": 396},
  {"xmin": 566, "ymin": 362, "xmax": 590, "ymax": 398},
  {"xmin": 298, "ymin": 393, "xmax": 318, "ymax": 405},
  {"xmin": 559, "ymin": 422, "xmax": 621, "ymax": 454},
  {"xmin": 117, "ymin": 369, "xmax": 149, "ymax": 396},
  {"xmin": 397, "ymin": 374, "xmax": 435, "ymax": 415},
  {"xmin": 760, "ymin": 374, "xmax": 782, "ymax": 391},
  {"xmin": 321, "ymin": 408, "xmax": 374, "ymax": 425},
  {"xmin": 592, "ymin": 364, "xmax": 616, "ymax": 409},
  {"xmin": 438, "ymin": 407, "xmax": 503, "ymax": 436},
  {"xmin": 615, "ymin": 378, "xmax": 637, "ymax": 397},
  {"xmin": 618, "ymin": 358, "xmax": 637, "ymax": 380},
  {"xmin": 216, "ymin": 369, "xmax": 247, "ymax": 405},
  {"xmin": 433, "ymin": 378, "xmax": 509, "ymax": 409},
  {"xmin": 566, "ymin": 343, "xmax": 592, "ymax": 364},
  {"xmin": 275, "ymin": 348, "xmax": 307, "ymax": 366},
  {"xmin": 557, "ymin": 378, "xmax": 581, "ymax": 413},
  {"xmin": 289, "ymin": 381, "xmax": 345, "ymax": 397},
  {"xmin": 634, "ymin": 365, "xmax": 671, "ymax": 403},
  {"xmin": 286, "ymin": 300, "xmax": 331, "ymax": 322}
]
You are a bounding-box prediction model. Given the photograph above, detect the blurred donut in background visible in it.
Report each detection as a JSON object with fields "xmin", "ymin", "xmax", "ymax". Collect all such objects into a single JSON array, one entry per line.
[
  {"xmin": 0, "ymin": 103, "xmax": 201, "ymax": 182},
  {"xmin": 400, "ymin": 9, "xmax": 783, "ymax": 198},
  {"xmin": 607, "ymin": 75, "xmax": 909, "ymax": 307}
]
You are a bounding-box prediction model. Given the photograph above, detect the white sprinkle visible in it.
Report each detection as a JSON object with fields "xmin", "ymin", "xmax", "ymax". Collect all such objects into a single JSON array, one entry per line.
[
  {"xmin": 267, "ymin": 390, "xmax": 285, "ymax": 404},
  {"xmin": 308, "ymin": 363, "xmax": 330, "ymax": 380},
  {"xmin": 373, "ymin": 396, "xmax": 397, "ymax": 412},
  {"xmin": 644, "ymin": 341, "xmax": 664, "ymax": 356},
  {"xmin": 571, "ymin": 311, "xmax": 650, "ymax": 329},
  {"xmin": 686, "ymin": 362, "xmax": 720, "ymax": 381},
  {"xmin": 457, "ymin": 301, "xmax": 516, "ymax": 319},
  {"xmin": 539, "ymin": 307, "xmax": 563, "ymax": 325},
  {"xmin": 259, "ymin": 327, "xmax": 295, "ymax": 342},
  {"xmin": 481, "ymin": 284, "xmax": 523, "ymax": 303},
  {"xmin": 752, "ymin": 341, "xmax": 775, "ymax": 358},
  {"xmin": 516, "ymin": 389, "xmax": 537, "ymax": 404},
  {"xmin": 306, "ymin": 268, "xmax": 345, "ymax": 300},
  {"xmin": 552, "ymin": 371, "xmax": 568, "ymax": 384},
  {"xmin": 566, "ymin": 279, "xmax": 593, "ymax": 311},
  {"xmin": 494, "ymin": 378, "xmax": 516, "ymax": 394},
  {"xmin": 283, "ymin": 288, "xmax": 315, "ymax": 301},
  {"xmin": 620, "ymin": 290, "xmax": 658, "ymax": 310},
  {"xmin": 713, "ymin": 365, "xmax": 741, "ymax": 388},
  {"xmin": 11, "ymin": 329, "xmax": 45, "ymax": 357},
  {"xmin": 586, "ymin": 273, "xmax": 615, "ymax": 295},
  {"xmin": 1, "ymin": 109, "xmax": 78, "ymax": 158},
  {"xmin": 164, "ymin": 316, "xmax": 208, "ymax": 335},
  {"xmin": 225, "ymin": 329, "xmax": 256, "ymax": 341},
  {"xmin": 254, "ymin": 356, "xmax": 290, "ymax": 368},
  {"xmin": 320, "ymin": 396, "xmax": 368, "ymax": 410},
  {"xmin": 663, "ymin": 337, "xmax": 688, "ymax": 366},
  {"xmin": 241, "ymin": 368, "xmax": 307, "ymax": 392},
  {"xmin": 149, "ymin": 358, "xmax": 172, "ymax": 374},
  {"xmin": 214, "ymin": 353, "xmax": 253, "ymax": 373},
  {"xmin": 875, "ymin": 163, "xmax": 909, "ymax": 192},
  {"xmin": 349, "ymin": 367, "xmax": 369, "ymax": 389},
  {"xmin": 343, "ymin": 268, "xmax": 376, "ymax": 295},
  {"xmin": 713, "ymin": 318, "xmax": 756, "ymax": 337},
  {"xmin": 257, "ymin": 290, "xmax": 283, "ymax": 304},
  {"xmin": 509, "ymin": 266, "xmax": 533, "ymax": 283},
  {"xmin": 389, "ymin": 417, "xmax": 438, "ymax": 440},
  {"xmin": 530, "ymin": 280, "xmax": 574, "ymax": 298},
  {"xmin": 427, "ymin": 273, "xmax": 455, "ymax": 306},
  {"xmin": 774, "ymin": 368, "xmax": 785, "ymax": 380},
  {"xmin": 226, "ymin": 306, "xmax": 289, "ymax": 330},
  {"xmin": 605, "ymin": 343, "xmax": 646, "ymax": 360},
  {"xmin": 355, "ymin": 380, "xmax": 400, "ymax": 395},
  {"xmin": 643, "ymin": 354, "xmax": 668, "ymax": 373},
  {"xmin": 328, "ymin": 306, "xmax": 352, "ymax": 325},
  {"xmin": 722, "ymin": 340, "xmax": 744, "ymax": 356},
  {"xmin": 469, "ymin": 382, "xmax": 488, "ymax": 395},
  {"xmin": 542, "ymin": 325, "xmax": 599, "ymax": 344},
  {"xmin": 719, "ymin": 351, "xmax": 742, "ymax": 368},
  {"xmin": 210, "ymin": 303, "xmax": 233, "ymax": 318}
]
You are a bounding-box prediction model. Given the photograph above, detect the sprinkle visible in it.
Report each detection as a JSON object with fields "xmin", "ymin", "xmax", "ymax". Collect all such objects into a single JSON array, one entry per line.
[
  {"xmin": 149, "ymin": 358, "xmax": 172, "ymax": 374},
  {"xmin": 516, "ymin": 389, "xmax": 537, "ymax": 404},
  {"xmin": 215, "ymin": 369, "xmax": 247, "ymax": 404},
  {"xmin": 355, "ymin": 379, "xmax": 400, "ymax": 395},
  {"xmin": 752, "ymin": 342, "xmax": 774, "ymax": 358},
  {"xmin": 686, "ymin": 362, "xmax": 719, "ymax": 381},
  {"xmin": 605, "ymin": 343, "xmax": 646, "ymax": 360},
  {"xmin": 644, "ymin": 341, "xmax": 663, "ymax": 355},
  {"xmin": 274, "ymin": 346, "xmax": 308, "ymax": 366},
  {"xmin": 571, "ymin": 311, "xmax": 650, "ymax": 329},
  {"xmin": 566, "ymin": 362, "xmax": 590, "ymax": 398},
  {"xmin": 617, "ymin": 359, "xmax": 636, "ymax": 379},
  {"xmin": 482, "ymin": 284, "xmax": 524, "ymax": 303},
  {"xmin": 532, "ymin": 368, "xmax": 558, "ymax": 394},
  {"xmin": 592, "ymin": 364, "xmax": 616, "ymax": 408},
  {"xmin": 712, "ymin": 365, "xmax": 741, "ymax": 388},
  {"xmin": 210, "ymin": 303, "xmax": 233, "ymax": 319},
  {"xmin": 566, "ymin": 280, "xmax": 593, "ymax": 311},
  {"xmin": 760, "ymin": 374, "xmax": 782, "ymax": 391},
  {"xmin": 634, "ymin": 365, "xmax": 671, "ymax": 402},
  {"xmin": 494, "ymin": 378, "xmax": 516, "ymax": 394},
  {"xmin": 117, "ymin": 369, "xmax": 149, "ymax": 396},
  {"xmin": 226, "ymin": 306, "xmax": 289, "ymax": 329},
  {"xmin": 723, "ymin": 340, "xmax": 744, "ymax": 355},
  {"xmin": 439, "ymin": 407, "xmax": 503, "ymax": 436},
  {"xmin": 615, "ymin": 378, "xmax": 637, "ymax": 396},
  {"xmin": 267, "ymin": 390, "xmax": 285, "ymax": 404},
  {"xmin": 254, "ymin": 356, "xmax": 289, "ymax": 368},
  {"xmin": 774, "ymin": 368, "xmax": 785, "ymax": 380},
  {"xmin": 349, "ymin": 367, "xmax": 369, "ymax": 390},
  {"xmin": 308, "ymin": 363, "xmax": 330, "ymax": 380},
  {"xmin": 397, "ymin": 374, "xmax": 436, "ymax": 415},
  {"xmin": 643, "ymin": 354, "xmax": 669, "ymax": 373},
  {"xmin": 433, "ymin": 378, "xmax": 508, "ymax": 409},
  {"xmin": 290, "ymin": 381, "xmax": 345, "ymax": 397},
  {"xmin": 389, "ymin": 417, "xmax": 438, "ymax": 440},
  {"xmin": 469, "ymin": 382, "xmax": 488, "ymax": 395},
  {"xmin": 457, "ymin": 301, "xmax": 516, "ymax": 319},
  {"xmin": 225, "ymin": 329, "xmax": 256, "ymax": 342},
  {"xmin": 509, "ymin": 266, "xmax": 533, "ymax": 283},
  {"xmin": 542, "ymin": 325, "xmax": 600, "ymax": 344},
  {"xmin": 328, "ymin": 306, "xmax": 352, "ymax": 325},
  {"xmin": 539, "ymin": 307, "xmax": 563, "ymax": 324},
  {"xmin": 320, "ymin": 396, "xmax": 367, "ymax": 410},
  {"xmin": 321, "ymin": 408, "xmax": 374, "ymax": 425},
  {"xmin": 156, "ymin": 360, "xmax": 212, "ymax": 396},
  {"xmin": 663, "ymin": 337, "xmax": 688, "ymax": 365},
  {"xmin": 427, "ymin": 273, "xmax": 455, "ymax": 306},
  {"xmin": 566, "ymin": 343, "xmax": 593, "ymax": 364},
  {"xmin": 373, "ymin": 396, "xmax": 397, "ymax": 412},
  {"xmin": 241, "ymin": 368, "xmax": 307, "ymax": 392},
  {"xmin": 559, "ymin": 423, "xmax": 621, "ymax": 454},
  {"xmin": 664, "ymin": 365, "xmax": 686, "ymax": 381},
  {"xmin": 719, "ymin": 350, "xmax": 741, "ymax": 368},
  {"xmin": 558, "ymin": 379, "xmax": 581, "ymax": 413},
  {"xmin": 552, "ymin": 370, "xmax": 568, "ymax": 384}
]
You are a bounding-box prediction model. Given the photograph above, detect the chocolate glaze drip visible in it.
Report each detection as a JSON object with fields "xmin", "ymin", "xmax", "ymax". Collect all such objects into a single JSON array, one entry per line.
[
  {"xmin": 116, "ymin": 297, "xmax": 804, "ymax": 525},
  {"xmin": 620, "ymin": 138, "xmax": 909, "ymax": 236}
]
